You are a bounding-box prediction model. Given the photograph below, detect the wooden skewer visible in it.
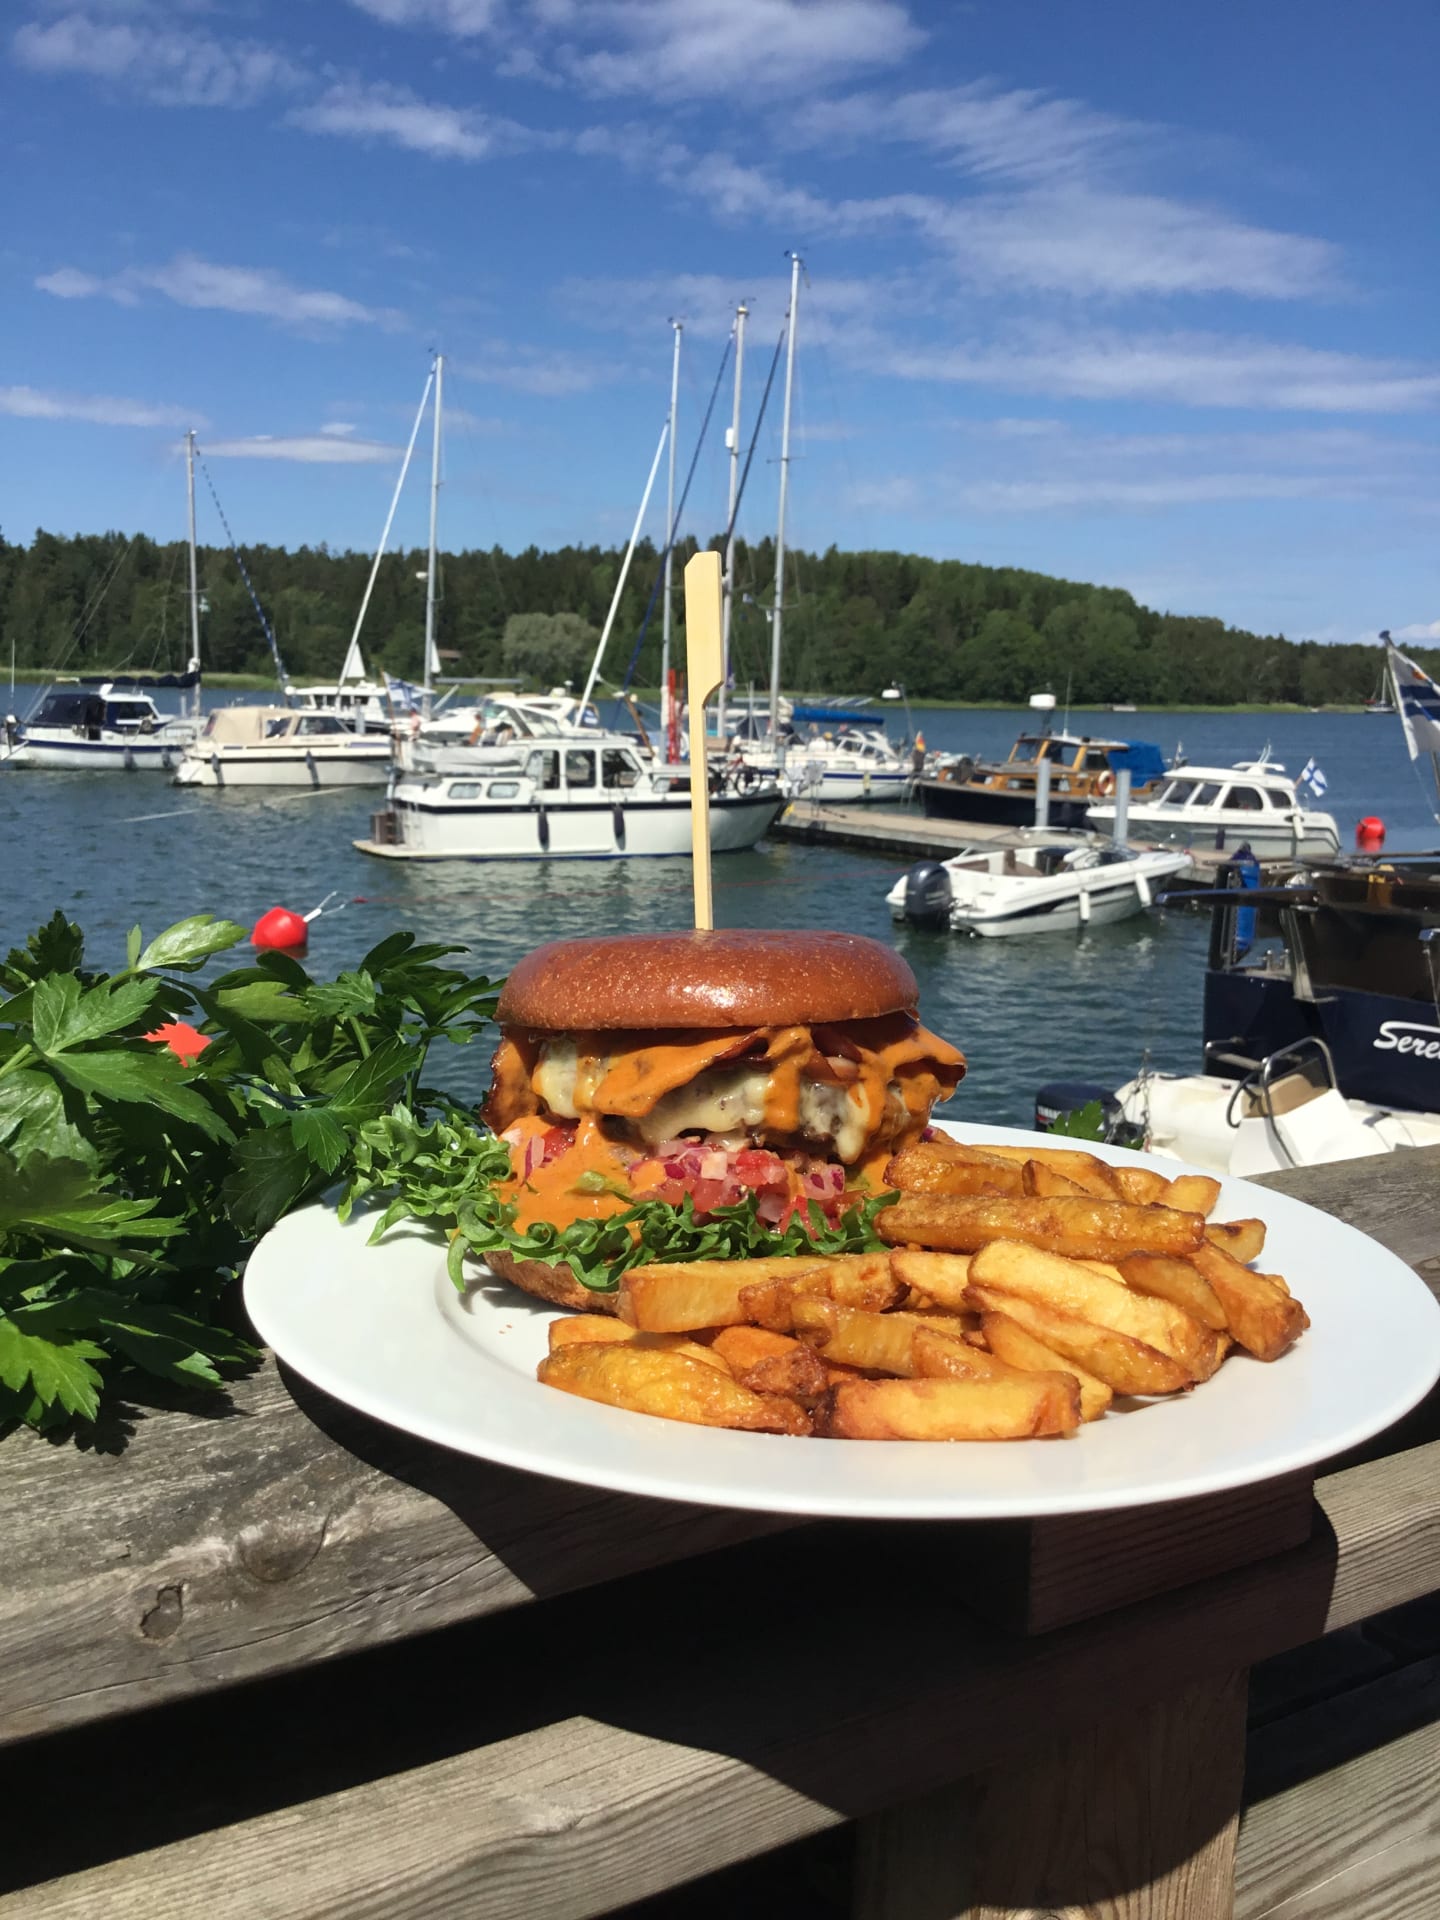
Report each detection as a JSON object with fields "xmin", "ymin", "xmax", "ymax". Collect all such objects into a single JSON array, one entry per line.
[{"xmin": 683, "ymin": 550, "xmax": 724, "ymax": 931}]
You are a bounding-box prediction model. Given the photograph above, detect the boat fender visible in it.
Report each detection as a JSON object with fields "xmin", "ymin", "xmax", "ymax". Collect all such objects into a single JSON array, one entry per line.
[
  {"xmin": 612, "ymin": 804, "xmax": 626, "ymax": 850},
  {"xmin": 901, "ymin": 860, "xmax": 953, "ymax": 930},
  {"xmin": 1094, "ymin": 771, "xmax": 1116, "ymax": 798},
  {"xmin": 1078, "ymin": 887, "xmax": 1092, "ymax": 925},
  {"xmin": 536, "ymin": 808, "xmax": 550, "ymax": 852}
]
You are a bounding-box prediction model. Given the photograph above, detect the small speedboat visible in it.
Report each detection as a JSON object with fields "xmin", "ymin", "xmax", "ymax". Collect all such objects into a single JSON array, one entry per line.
[{"xmin": 887, "ymin": 837, "xmax": 1193, "ymax": 937}]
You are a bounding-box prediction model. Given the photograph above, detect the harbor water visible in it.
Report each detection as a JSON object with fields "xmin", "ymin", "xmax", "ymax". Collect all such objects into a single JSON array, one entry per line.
[{"xmin": 2, "ymin": 703, "xmax": 1428, "ymax": 1127}]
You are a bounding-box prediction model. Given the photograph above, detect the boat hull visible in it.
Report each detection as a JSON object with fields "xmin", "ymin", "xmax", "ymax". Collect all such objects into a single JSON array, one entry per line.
[
  {"xmin": 794, "ymin": 768, "xmax": 910, "ymax": 803},
  {"xmin": 951, "ymin": 876, "xmax": 1159, "ymax": 936},
  {"xmin": 174, "ymin": 747, "xmax": 392, "ymax": 788},
  {"xmin": 357, "ymin": 790, "xmax": 784, "ymax": 860},
  {"xmin": 1086, "ymin": 809, "xmax": 1340, "ymax": 860},
  {"xmin": 915, "ymin": 778, "xmax": 1091, "ymax": 829},
  {"xmin": 3, "ymin": 735, "xmax": 188, "ymax": 771}
]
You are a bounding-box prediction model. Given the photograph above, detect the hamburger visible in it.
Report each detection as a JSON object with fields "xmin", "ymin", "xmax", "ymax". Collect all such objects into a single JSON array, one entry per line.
[{"xmin": 471, "ymin": 930, "xmax": 965, "ymax": 1311}]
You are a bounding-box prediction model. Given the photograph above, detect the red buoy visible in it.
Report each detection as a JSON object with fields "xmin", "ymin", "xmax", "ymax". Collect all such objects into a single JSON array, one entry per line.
[
  {"xmin": 1356, "ymin": 815, "xmax": 1386, "ymax": 850},
  {"xmin": 252, "ymin": 905, "xmax": 310, "ymax": 952}
]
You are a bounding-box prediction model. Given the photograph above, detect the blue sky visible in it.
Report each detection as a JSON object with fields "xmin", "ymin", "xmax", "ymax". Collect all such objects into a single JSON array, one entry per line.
[{"xmin": 4, "ymin": 0, "xmax": 1438, "ymax": 645}]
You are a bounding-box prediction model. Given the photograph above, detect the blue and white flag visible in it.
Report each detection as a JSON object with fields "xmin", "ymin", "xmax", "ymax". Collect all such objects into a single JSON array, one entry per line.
[
  {"xmin": 1386, "ymin": 639, "xmax": 1440, "ymax": 823},
  {"xmin": 384, "ymin": 671, "xmax": 421, "ymax": 710},
  {"xmin": 1298, "ymin": 757, "xmax": 1328, "ymax": 798}
]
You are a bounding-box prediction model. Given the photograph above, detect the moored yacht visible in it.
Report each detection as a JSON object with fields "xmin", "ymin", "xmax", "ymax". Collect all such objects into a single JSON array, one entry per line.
[
  {"xmin": 357, "ymin": 733, "xmax": 783, "ymax": 861},
  {"xmin": 736, "ymin": 707, "xmax": 910, "ymax": 803},
  {"xmin": 174, "ymin": 705, "xmax": 393, "ymax": 787},
  {"xmin": 1087, "ymin": 758, "xmax": 1340, "ymax": 860},
  {"xmin": 915, "ymin": 704, "xmax": 1167, "ymax": 829},
  {"xmin": 2, "ymin": 679, "xmax": 199, "ymax": 771}
]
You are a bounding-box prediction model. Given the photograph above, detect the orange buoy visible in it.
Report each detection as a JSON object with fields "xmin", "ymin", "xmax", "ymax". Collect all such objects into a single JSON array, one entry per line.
[
  {"xmin": 1356, "ymin": 815, "xmax": 1386, "ymax": 850},
  {"xmin": 252, "ymin": 905, "xmax": 310, "ymax": 952}
]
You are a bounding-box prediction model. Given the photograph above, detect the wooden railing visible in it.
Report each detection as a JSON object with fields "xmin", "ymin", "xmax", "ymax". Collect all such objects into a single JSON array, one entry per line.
[{"xmin": 3, "ymin": 1145, "xmax": 1440, "ymax": 1918}]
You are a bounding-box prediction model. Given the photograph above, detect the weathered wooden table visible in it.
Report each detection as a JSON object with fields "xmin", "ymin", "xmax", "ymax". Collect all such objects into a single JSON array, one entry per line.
[{"xmin": 4, "ymin": 1146, "xmax": 1440, "ymax": 1919}]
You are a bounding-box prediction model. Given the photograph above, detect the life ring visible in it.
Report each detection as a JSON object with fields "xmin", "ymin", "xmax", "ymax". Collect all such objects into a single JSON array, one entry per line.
[{"xmin": 1094, "ymin": 771, "xmax": 1116, "ymax": 798}]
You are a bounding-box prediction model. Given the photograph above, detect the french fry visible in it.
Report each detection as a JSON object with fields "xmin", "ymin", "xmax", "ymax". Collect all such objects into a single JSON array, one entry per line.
[
  {"xmin": 821, "ymin": 1374, "xmax": 1081, "ymax": 1441},
  {"xmin": 967, "ymin": 1284, "xmax": 1193, "ymax": 1396},
  {"xmin": 709, "ymin": 1325, "xmax": 830, "ymax": 1404},
  {"xmin": 788, "ymin": 1300, "xmax": 971, "ymax": 1375},
  {"xmin": 1163, "ymin": 1174, "xmax": 1222, "ymax": 1218},
  {"xmin": 906, "ymin": 1137, "xmax": 1019, "ymax": 1170},
  {"xmin": 1117, "ymin": 1253, "xmax": 1228, "ymax": 1333},
  {"xmin": 910, "ymin": 1322, "xmax": 1043, "ymax": 1385},
  {"xmin": 1106, "ymin": 1163, "xmax": 1173, "ymax": 1205},
  {"xmin": 957, "ymin": 1143, "xmax": 1121, "ymax": 1200},
  {"xmin": 1187, "ymin": 1243, "xmax": 1309, "ymax": 1362},
  {"xmin": 1205, "ymin": 1218, "xmax": 1267, "ymax": 1264},
  {"xmin": 547, "ymin": 1316, "xmax": 731, "ymax": 1371},
  {"xmin": 887, "ymin": 1248, "xmax": 973, "ymax": 1310},
  {"xmin": 1022, "ymin": 1161, "xmax": 1090, "ymax": 1199},
  {"xmin": 978, "ymin": 1311, "xmax": 1113, "ymax": 1421},
  {"xmin": 878, "ymin": 1193, "xmax": 1206, "ymax": 1261},
  {"xmin": 969, "ymin": 1241, "xmax": 1223, "ymax": 1380},
  {"xmin": 885, "ymin": 1143, "xmax": 1024, "ymax": 1196},
  {"xmin": 538, "ymin": 1343, "xmax": 810, "ymax": 1433},
  {"xmin": 619, "ymin": 1254, "xmax": 889, "ymax": 1332},
  {"xmin": 739, "ymin": 1258, "xmax": 904, "ymax": 1330}
]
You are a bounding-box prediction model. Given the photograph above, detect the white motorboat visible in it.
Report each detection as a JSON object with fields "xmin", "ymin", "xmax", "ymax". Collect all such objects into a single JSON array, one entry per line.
[
  {"xmin": 887, "ymin": 836, "xmax": 1193, "ymax": 937},
  {"xmin": 2, "ymin": 682, "xmax": 198, "ymax": 771},
  {"xmin": 174, "ymin": 705, "xmax": 393, "ymax": 788},
  {"xmin": 357, "ymin": 734, "xmax": 783, "ymax": 861},
  {"xmin": 1087, "ymin": 757, "xmax": 1340, "ymax": 859},
  {"xmin": 739, "ymin": 710, "xmax": 911, "ymax": 803},
  {"xmin": 287, "ymin": 674, "xmax": 392, "ymax": 734}
]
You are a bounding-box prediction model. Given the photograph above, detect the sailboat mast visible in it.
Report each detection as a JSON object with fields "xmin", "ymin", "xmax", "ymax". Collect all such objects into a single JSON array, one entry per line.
[
  {"xmin": 659, "ymin": 319, "xmax": 683, "ymax": 762},
  {"xmin": 720, "ymin": 301, "xmax": 748, "ymax": 750},
  {"xmin": 423, "ymin": 352, "xmax": 444, "ymax": 713},
  {"xmin": 770, "ymin": 253, "xmax": 801, "ymax": 741},
  {"xmin": 185, "ymin": 429, "xmax": 201, "ymax": 718}
]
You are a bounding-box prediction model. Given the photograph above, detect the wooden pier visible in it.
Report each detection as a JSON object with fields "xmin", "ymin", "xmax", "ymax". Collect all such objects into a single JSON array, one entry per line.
[{"xmin": 771, "ymin": 800, "xmax": 1030, "ymax": 860}]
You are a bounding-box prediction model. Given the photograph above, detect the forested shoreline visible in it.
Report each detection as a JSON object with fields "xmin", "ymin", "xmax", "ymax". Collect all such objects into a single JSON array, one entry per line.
[{"xmin": 1, "ymin": 526, "xmax": 1422, "ymax": 707}]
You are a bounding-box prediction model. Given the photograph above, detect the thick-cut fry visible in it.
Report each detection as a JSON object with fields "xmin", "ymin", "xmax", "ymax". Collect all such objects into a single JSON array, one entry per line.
[
  {"xmin": 619, "ymin": 1254, "xmax": 889, "ymax": 1331},
  {"xmin": 956, "ymin": 1142, "xmax": 1121, "ymax": 1199},
  {"xmin": 547, "ymin": 1316, "xmax": 731, "ymax": 1371},
  {"xmin": 709, "ymin": 1325, "xmax": 830, "ymax": 1404},
  {"xmin": 910, "ymin": 1322, "xmax": 1044, "ymax": 1385},
  {"xmin": 887, "ymin": 1248, "xmax": 973, "ymax": 1309},
  {"xmin": 822, "ymin": 1373, "xmax": 1080, "ymax": 1440},
  {"xmin": 879, "ymin": 1193, "xmax": 1206, "ymax": 1260},
  {"xmin": 1163, "ymin": 1174, "xmax": 1222, "ymax": 1218},
  {"xmin": 969, "ymin": 1241, "xmax": 1222, "ymax": 1379},
  {"xmin": 739, "ymin": 1259, "xmax": 905, "ymax": 1330},
  {"xmin": 885, "ymin": 1143, "xmax": 1025, "ymax": 1196},
  {"xmin": 967, "ymin": 1284, "xmax": 1192, "ymax": 1396},
  {"xmin": 788, "ymin": 1299, "xmax": 969, "ymax": 1374},
  {"xmin": 1205, "ymin": 1218, "xmax": 1267, "ymax": 1264},
  {"xmin": 907, "ymin": 1137, "xmax": 1019, "ymax": 1170},
  {"xmin": 1106, "ymin": 1163, "xmax": 1172, "ymax": 1205},
  {"xmin": 538, "ymin": 1343, "xmax": 810, "ymax": 1432},
  {"xmin": 1022, "ymin": 1161, "xmax": 1090, "ymax": 1199},
  {"xmin": 978, "ymin": 1311, "xmax": 1113, "ymax": 1421},
  {"xmin": 1117, "ymin": 1253, "xmax": 1228, "ymax": 1333},
  {"xmin": 1188, "ymin": 1243, "xmax": 1309, "ymax": 1362}
]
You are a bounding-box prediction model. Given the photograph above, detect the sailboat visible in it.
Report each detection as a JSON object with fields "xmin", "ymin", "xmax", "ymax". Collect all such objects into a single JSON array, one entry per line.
[
  {"xmin": 1365, "ymin": 632, "xmax": 1399, "ymax": 715},
  {"xmin": 1, "ymin": 435, "xmax": 205, "ymax": 771}
]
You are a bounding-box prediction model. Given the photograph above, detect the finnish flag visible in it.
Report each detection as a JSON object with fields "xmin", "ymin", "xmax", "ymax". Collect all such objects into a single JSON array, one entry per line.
[{"xmin": 1298, "ymin": 757, "xmax": 1328, "ymax": 798}]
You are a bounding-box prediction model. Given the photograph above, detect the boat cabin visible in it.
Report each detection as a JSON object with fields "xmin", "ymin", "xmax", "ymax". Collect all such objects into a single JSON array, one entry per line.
[
  {"xmin": 985, "ymin": 733, "xmax": 1162, "ymax": 797},
  {"xmin": 27, "ymin": 690, "xmax": 163, "ymax": 738},
  {"xmin": 197, "ymin": 707, "xmax": 366, "ymax": 747},
  {"xmin": 437, "ymin": 742, "xmax": 652, "ymax": 804},
  {"xmin": 1147, "ymin": 772, "xmax": 1298, "ymax": 817}
]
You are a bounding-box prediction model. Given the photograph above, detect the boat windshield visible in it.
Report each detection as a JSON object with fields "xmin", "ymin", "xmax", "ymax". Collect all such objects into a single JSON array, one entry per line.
[
  {"xmin": 31, "ymin": 692, "xmax": 106, "ymax": 730},
  {"xmin": 1157, "ymin": 779, "xmax": 1196, "ymax": 805}
]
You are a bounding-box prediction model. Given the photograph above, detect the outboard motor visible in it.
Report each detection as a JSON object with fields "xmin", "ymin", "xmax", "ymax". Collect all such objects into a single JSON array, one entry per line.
[{"xmin": 901, "ymin": 859, "xmax": 953, "ymax": 929}]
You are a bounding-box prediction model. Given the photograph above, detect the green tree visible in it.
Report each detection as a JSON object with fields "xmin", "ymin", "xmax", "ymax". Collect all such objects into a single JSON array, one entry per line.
[{"xmin": 500, "ymin": 611, "xmax": 600, "ymax": 689}]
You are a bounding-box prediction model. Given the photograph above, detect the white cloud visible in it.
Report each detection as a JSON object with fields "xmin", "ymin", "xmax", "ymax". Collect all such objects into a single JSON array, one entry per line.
[
  {"xmin": 461, "ymin": 341, "xmax": 633, "ymax": 395},
  {"xmin": 348, "ymin": 0, "xmax": 501, "ymax": 33},
  {"xmin": 290, "ymin": 81, "xmax": 546, "ymax": 161},
  {"xmin": 0, "ymin": 384, "xmax": 200, "ymax": 428},
  {"xmin": 36, "ymin": 254, "xmax": 405, "ymax": 331},
  {"xmin": 321, "ymin": 422, "xmax": 358, "ymax": 436},
  {"xmin": 878, "ymin": 328, "xmax": 1440, "ymax": 413},
  {"xmin": 12, "ymin": 12, "xmax": 302, "ymax": 107},
  {"xmin": 1395, "ymin": 620, "xmax": 1440, "ymax": 642},
  {"xmin": 788, "ymin": 81, "xmax": 1147, "ymax": 184},
  {"xmin": 203, "ymin": 434, "xmax": 399, "ymax": 464}
]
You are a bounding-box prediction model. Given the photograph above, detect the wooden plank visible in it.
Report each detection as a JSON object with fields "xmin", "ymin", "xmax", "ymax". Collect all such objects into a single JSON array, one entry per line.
[
  {"xmin": 0, "ymin": 1361, "xmax": 787, "ymax": 1748},
  {"xmin": 1238, "ymin": 1658, "xmax": 1440, "ymax": 1918},
  {"xmin": 854, "ymin": 1675, "xmax": 1247, "ymax": 1919},
  {"xmin": 1248, "ymin": 1144, "xmax": 1440, "ymax": 1274}
]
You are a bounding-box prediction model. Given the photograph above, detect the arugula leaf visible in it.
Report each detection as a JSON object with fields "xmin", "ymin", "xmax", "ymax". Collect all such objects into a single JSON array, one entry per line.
[
  {"xmin": 31, "ymin": 974, "xmax": 158, "ymax": 1054},
  {"xmin": 134, "ymin": 915, "xmax": 247, "ymax": 973},
  {"xmin": 0, "ymin": 1315, "xmax": 106, "ymax": 1421}
]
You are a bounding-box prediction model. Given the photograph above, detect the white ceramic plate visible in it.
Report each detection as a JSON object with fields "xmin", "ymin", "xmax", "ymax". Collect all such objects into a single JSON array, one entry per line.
[{"xmin": 243, "ymin": 1124, "xmax": 1440, "ymax": 1519}]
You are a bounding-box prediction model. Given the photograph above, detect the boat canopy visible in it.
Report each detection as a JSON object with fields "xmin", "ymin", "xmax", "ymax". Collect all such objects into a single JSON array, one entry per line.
[
  {"xmin": 790, "ymin": 704, "xmax": 878, "ymax": 726},
  {"xmin": 76, "ymin": 670, "xmax": 201, "ymax": 690},
  {"xmin": 201, "ymin": 705, "xmax": 295, "ymax": 744},
  {"xmin": 1107, "ymin": 742, "xmax": 1166, "ymax": 786}
]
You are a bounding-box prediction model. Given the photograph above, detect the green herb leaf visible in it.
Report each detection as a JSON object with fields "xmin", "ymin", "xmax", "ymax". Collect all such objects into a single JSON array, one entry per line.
[
  {"xmin": 223, "ymin": 1125, "xmax": 321, "ymax": 1235},
  {"xmin": 1048, "ymin": 1101, "xmax": 1107, "ymax": 1141},
  {"xmin": 214, "ymin": 980, "xmax": 313, "ymax": 1024},
  {"xmin": 0, "ymin": 1315, "xmax": 106, "ymax": 1422},
  {"xmin": 0, "ymin": 1150, "xmax": 183, "ymax": 1249},
  {"xmin": 0, "ymin": 1070, "xmax": 92, "ymax": 1167},
  {"xmin": 291, "ymin": 1106, "xmax": 349, "ymax": 1175},
  {"xmin": 31, "ymin": 974, "xmax": 158, "ymax": 1054},
  {"xmin": 302, "ymin": 971, "xmax": 377, "ymax": 1020},
  {"xmin": 135, "ymin": 915, "xmax": 247, "ymax": 973},
  {"xmin": 49, "ymin": 1048, "xmax": 233, "ymax": 1143}
]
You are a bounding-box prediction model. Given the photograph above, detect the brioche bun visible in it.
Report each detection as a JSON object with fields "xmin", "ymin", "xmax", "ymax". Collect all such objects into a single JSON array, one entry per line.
[
  {"xmin": 484, "ymin": 1247, "xmax": 622, "ymax": 1314},
  {"xmin": 496, "ymin": 929, "xmax": 918, "ymax": 1032}
]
